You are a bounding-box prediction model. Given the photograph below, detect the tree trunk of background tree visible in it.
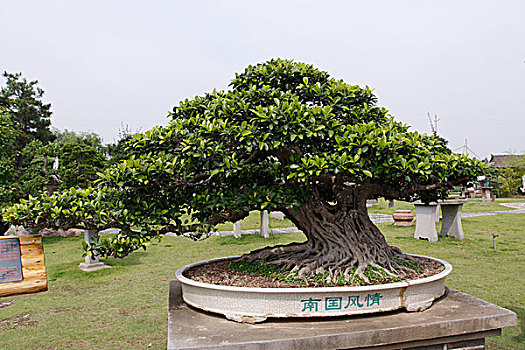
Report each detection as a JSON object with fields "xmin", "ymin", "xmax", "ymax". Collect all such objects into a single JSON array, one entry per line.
[{"xmin": 0, "ymin": 220, "xmax": 9, "ymax": 236}]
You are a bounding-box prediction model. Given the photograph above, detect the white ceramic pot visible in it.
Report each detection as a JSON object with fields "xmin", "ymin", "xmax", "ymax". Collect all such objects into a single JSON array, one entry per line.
[{"xmin": 175, "ymin": 254, "xmax": 451, "ymax": 323}]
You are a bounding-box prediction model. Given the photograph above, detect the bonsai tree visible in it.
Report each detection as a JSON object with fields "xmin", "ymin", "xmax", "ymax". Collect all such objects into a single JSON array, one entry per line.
[{"xmin": 3, "ymin": 59, "xmax": 483, "ymax": 282}]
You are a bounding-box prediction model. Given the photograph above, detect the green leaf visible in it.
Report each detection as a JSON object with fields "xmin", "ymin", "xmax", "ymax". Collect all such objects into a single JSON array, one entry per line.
[{"xmin": 363, "ymin": 170, "xmax": 373, "ymax": 178}]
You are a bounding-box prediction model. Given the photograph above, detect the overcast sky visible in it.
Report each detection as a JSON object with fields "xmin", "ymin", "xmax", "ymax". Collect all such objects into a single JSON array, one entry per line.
[{"xmin": 1, "ymin": 0, "xmax": 523, "ymax": 159}]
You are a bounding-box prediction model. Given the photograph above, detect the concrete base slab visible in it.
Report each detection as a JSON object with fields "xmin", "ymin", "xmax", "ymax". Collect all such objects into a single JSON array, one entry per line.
[
  {"xmin": 168, "ymin": 281, "xmax": 517, "ymax": 350},
  {"xmin": 78, "ymin": 262, "xmax": 112, "ymax": 272}
]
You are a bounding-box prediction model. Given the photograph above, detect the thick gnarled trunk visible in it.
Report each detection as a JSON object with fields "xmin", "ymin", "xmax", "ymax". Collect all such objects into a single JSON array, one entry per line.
[{"xmin": 241, "ymin": 202, "xmax": 412, "ymax": 283}]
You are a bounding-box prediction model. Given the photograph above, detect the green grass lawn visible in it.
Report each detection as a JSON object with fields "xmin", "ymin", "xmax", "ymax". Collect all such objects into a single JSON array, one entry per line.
[{"xmin": 0, "ymin": 214, "xmax": 523, "ymax": 349}]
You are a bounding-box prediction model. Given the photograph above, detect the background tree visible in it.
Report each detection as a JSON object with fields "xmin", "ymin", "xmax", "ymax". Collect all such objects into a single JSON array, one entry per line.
[
  {"xmin": 15, "ymin": 139, "xmax": 57, "ymax": 197},
  {"xmin": 0, "ymin": 72, "xmax": 54, "ymax": 146},
  {"xmin": 0, "ymin": 71, "xmax": 56, "ymax": 206},
  {"xmin": 16, "ymin": 130, "xmax": 107, "ymax": 195},
  {"xmin": 51, "ymin": 129, "xmax": 108, "ymax": 190},
  {"xmin": 58, "ymin": 142, "xmax": 106, "ymax": 189},
  {"xmin": 0, "ymin": 112, "xmax": 19, "ymax": 205},
  {"xmin": 0, "ymin": 111, "xmax": 20, "ymax": 234},
  {"xmin": 3, "ymin": 59, "xmax": 484, "ymax": 282}
]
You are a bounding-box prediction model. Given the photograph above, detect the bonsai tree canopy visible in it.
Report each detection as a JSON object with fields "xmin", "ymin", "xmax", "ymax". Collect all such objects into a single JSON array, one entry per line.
[{"xmin": 3, "ymin": 59, "xmax": 484, "ymax": 283}]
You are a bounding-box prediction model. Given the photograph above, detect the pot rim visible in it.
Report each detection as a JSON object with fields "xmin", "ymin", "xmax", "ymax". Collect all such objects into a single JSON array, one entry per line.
[{"xmin": 175, "ymin": 254, "xmax": 452, "ymax": 294}]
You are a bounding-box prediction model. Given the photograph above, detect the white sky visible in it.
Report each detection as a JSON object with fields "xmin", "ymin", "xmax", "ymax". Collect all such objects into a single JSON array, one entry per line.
[{"xmin": 1, "ymin": 0, "xmax": 524, "ymax": 159}]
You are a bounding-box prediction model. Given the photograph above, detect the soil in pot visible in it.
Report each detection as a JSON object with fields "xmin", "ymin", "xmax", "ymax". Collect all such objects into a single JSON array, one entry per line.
[{"xmin": 183, "ymin": 256, "xmax": 444, "ymax": 288}]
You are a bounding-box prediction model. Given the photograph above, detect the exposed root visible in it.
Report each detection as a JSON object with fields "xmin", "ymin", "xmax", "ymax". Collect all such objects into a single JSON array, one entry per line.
[
  {"xmin": 237, "ymin": 204, "xmax": 420, "ymax": 286},
  {"xmin": 238, "ymin": 240, "xmax": 415, "ymax": 286}
]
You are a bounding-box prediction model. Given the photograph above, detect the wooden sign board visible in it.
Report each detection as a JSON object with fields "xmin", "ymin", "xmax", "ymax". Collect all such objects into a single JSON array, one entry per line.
[{"xmin": 0, "ymin": 235, "xmax": 47, "ymax": 297}]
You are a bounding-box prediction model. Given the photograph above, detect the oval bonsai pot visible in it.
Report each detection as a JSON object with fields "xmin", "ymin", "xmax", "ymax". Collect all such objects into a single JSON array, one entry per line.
[{"xmin": 175, "ymin": 254, "xmax": 451, "ymax": 323}]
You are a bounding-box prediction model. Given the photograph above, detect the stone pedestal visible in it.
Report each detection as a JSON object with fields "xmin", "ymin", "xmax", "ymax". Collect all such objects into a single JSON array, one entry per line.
[
  {"xmin": 232, "ymin": 221, "xmax": 242, "ymax": 238},
  {"xmin": 414, "ymin": 203, "xmax": 438, "ymax": 242},
  {"xmin": 78, "ymin": 230, "xmax": 112, "ymax": 272},
  {"xmin": 232, "ymin": 212, "xmax": 271, "ymax": 239},
  {"xmin": 168, "ymin": 281, "xmax": 517, "ymax": 350},
  {"xmin": 260, "ymin": 210, "xmax": 270, "ymax": 238},
  {"xmin": 439, "ymin": 199, "xmax": 467, "ymax": 240}
]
